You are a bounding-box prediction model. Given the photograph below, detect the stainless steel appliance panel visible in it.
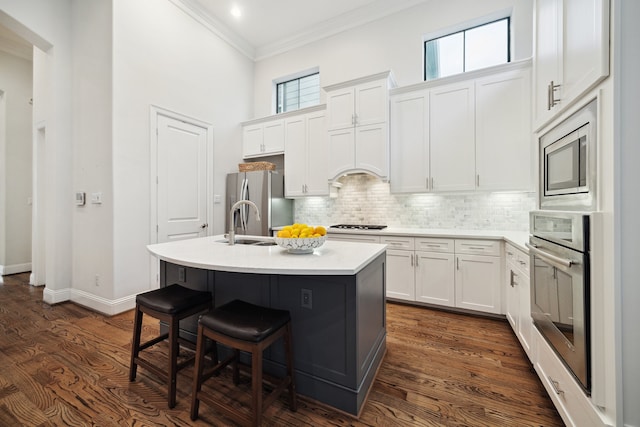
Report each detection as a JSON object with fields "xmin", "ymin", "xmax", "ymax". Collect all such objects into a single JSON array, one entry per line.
[
  {"xmin": 539, "ymin": 99, "xmax": 597, "ymax": 211},
  {"xmin": 528, "ymin": 210, "xmax": 591, "ymax": 393},
  {"xmin": 226, "ymin": 171, "xmax": 293, "ymax": 237}
]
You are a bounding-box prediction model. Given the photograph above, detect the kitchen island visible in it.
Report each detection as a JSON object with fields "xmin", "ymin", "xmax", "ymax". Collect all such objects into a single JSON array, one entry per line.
[{"xmin": 147, "ymin": 235, "xmax": 387, "ymax": 416}]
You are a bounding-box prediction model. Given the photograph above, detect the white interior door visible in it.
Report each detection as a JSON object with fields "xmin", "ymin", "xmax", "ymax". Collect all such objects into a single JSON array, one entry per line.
[{"xmin": 156, "ymin": 114, "xmax": 208, "ymax": 242}]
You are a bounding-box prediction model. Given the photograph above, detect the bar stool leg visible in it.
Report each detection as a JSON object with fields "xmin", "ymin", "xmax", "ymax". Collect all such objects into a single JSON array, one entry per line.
[
  {"xmin": 168, "ymin": 315, "xmax": 179, "ymax": 408},
  {"xmin": 284, "ymin": 322, "xmax": 297, "ymax": 412},
  {"xmin": 129, "ymin": 305, "xmax": 143, "ymax": 381},
  {"xmin": 252, "ymin": 347, "xmax": 263, "ymax": 427},
  {"xmin": 190, "ymin": 324, "xmax": 205, "ymax": 420},
  {"xmin": 232, "ymin": 349, "xmax": 240, "ymax": 385}
]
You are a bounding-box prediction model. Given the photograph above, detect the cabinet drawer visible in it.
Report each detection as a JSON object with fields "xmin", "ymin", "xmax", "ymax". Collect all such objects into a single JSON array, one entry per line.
[
  {"xmin": 455, "ymin": 239, "xmax": 501, "ymax": 256},
  {"xmin": 415, "ymin": 238, "xmax": 454, "ymax": 253},
  {"xmin": 327, "ymin": 234, "xmax": 381, "ymax": 243},
  {"xmin": 380, "ymin": 236, "xmax": 414, "ymax": 250},
  {"xmin": 534, "ymin": 330, "xmax": 601, "ymax": 427},
  {"xmin": 505, "ymin": 243, "xmax": 530, "ymax": 274}
]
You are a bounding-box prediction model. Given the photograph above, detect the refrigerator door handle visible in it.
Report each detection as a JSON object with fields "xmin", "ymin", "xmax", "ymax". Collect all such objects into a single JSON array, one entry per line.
[{"xmin": 240, "ymin": 178, "xmax": 248, "ymax": 231}]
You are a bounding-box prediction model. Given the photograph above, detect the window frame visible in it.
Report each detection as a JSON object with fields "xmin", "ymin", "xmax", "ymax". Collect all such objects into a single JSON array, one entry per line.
[
  {"xmin": 275, "ymin": 71, "xmax": 320, "ymax": 114},
  {"xmin": 423, "ymin": 16, "xmax": 511, "ymax": 81}
]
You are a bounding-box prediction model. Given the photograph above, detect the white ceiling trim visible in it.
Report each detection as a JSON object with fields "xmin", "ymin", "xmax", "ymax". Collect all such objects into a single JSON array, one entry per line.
[
  {"xmin": 169, "ymin": 0, "xmax": 256, "ymax": 60},
  {"xmin": 254, "ymin": 0, "xmax": 430, "ymax": 61}
]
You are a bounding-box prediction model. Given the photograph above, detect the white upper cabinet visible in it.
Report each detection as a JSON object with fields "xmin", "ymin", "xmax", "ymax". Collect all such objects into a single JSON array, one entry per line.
[
  {"xmin": 429, "ymin": 81, "xmax": 476, "ymax": 192},
  {"xmin": 390, "ymin": 90, "xmax": 429, "ymax": 193},
  {"xmin": 325, "ymin": 71, "xmax": 395, "ymax": 181},
  {"xmin": 389, "ymin": 61, "xmax": 532, "ymax": 194},
  {"xmin": 284, "ymin": 108, "xmax": 328, "ymax": 197},
  {"xmin": 475, "ymin": 68, "xmax": 532, "ymax": 191},
  {"xmin": 242, "ymin": 118, "xmax": 285, "ymax": 158},
  {"xmin": 533, "ymin": 0, "xmax": 609, "ymax": 129}
]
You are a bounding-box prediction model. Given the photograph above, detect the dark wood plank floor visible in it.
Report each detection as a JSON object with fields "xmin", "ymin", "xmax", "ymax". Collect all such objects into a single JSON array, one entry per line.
[{"xmin": 0, "ymin": 272, "xmax": 563, "ymax": 426}]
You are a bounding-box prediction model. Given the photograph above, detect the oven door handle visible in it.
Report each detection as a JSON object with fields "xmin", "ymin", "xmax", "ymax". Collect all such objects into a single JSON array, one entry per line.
[{"xmin": 525, "ymin": 242, "xmax": 573, "ymax": 269}]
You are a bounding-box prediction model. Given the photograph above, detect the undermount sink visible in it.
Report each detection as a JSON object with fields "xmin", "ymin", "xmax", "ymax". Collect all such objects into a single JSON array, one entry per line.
[{"xmin": 214, "ymin": 236, "xmax": 277, "ymax": 246}]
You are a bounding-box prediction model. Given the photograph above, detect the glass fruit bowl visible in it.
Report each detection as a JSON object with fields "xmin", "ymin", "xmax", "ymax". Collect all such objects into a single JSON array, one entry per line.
[{"xmin": 274, "ymin": 235, "xmax": 327, "ymax": 254}]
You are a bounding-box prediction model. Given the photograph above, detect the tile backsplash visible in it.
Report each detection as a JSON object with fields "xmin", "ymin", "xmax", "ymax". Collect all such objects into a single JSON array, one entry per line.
[{"xmin": 294, "ymin": 174, "xmax": 536, "ymax": 231}]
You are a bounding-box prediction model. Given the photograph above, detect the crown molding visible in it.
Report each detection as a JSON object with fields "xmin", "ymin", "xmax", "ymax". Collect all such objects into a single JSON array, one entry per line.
[{"xmin": 169, "ymin": 0, "xmax": 255, "ymax": 60}]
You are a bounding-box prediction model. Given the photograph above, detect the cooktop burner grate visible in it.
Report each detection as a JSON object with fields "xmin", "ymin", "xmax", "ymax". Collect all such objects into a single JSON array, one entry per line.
[{"xmin": 329, "ymin": 224, "xmax": 387, "ymax": 230}]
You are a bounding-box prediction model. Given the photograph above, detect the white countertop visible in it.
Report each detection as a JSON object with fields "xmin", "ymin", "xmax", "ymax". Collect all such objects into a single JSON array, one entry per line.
[
  {"xmin": 147, "ymin": 235, "xmax": 387, "ymax": 275},
  {"xmin": 326, "ymin": 227, "xmax": 530, "ymax": 253}
]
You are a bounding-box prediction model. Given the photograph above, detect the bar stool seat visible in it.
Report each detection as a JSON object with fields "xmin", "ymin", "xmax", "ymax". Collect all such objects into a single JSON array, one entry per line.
[
  {"xmin": 190, "ymin": 299, "xmax": 297, "ymax": 426},
  {"xmin": 129, "ymin": 284, "xmax": 212, "ymax": 408}
]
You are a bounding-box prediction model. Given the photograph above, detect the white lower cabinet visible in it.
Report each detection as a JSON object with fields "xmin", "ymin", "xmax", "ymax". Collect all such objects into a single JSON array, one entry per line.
[
  {"xmin": 383, "ymin": 236, "xmax": 501, "ymax": 315},
  {"xmin": 454, "ymin": 240, "xmax": 503, "ymax": 314},
  {"xmin": 505, "ymin": 243, "xmax": 532, "ymax": 358}
]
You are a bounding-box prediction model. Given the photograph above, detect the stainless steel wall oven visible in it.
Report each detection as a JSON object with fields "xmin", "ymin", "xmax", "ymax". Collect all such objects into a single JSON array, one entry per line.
[{"xmin": 527, "ymin": 210, "xmax": 591, "ymax": 394}]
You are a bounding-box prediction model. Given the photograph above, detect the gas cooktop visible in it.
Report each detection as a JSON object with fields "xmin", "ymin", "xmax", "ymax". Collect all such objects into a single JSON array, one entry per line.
[{"xmin": 329, "ymin": 224, "xmax": 388, "ymax": 230}]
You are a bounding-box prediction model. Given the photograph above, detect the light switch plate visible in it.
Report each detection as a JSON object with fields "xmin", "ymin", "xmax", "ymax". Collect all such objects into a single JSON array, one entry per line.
[{"xmin": 91, "ymin": 192, "xmax": 102, "ymax": 204}]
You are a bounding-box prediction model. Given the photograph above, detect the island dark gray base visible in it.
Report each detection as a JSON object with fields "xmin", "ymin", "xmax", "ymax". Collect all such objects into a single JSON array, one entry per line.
[{"xmin": 159, "ymin": 253, "xmax": 386, "ymax": 416}]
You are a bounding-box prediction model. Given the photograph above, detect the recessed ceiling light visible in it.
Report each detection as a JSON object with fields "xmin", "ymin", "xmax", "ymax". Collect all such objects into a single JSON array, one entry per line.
[{"xmin": 230, "ymin": 5, "xmax": 242, "ymax": 18}]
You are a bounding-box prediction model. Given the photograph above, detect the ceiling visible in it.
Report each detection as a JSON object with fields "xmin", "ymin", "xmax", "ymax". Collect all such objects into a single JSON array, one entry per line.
[
  {"xmin": 0, "ymin": 0, "xmax": 429, "ymax": 61},
  {"xmin": 184, "ymin": 0, "xmax": 430, "ymax": 59}
]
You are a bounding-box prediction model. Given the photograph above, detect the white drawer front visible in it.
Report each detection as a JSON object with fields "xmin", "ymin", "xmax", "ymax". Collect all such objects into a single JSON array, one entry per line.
[
  {"xmin": 380, "ymin": 236, "xmax": 415, "ymax": 251},
  {"xmin": 455, "ymin": 239, "xmax": 501, "ymax": 256},
  {"xmin": 415, "ymin": 238, "xmax": 455, "ymax": 253},
  {"xmin": 506, "ymin": 243, "xmax": 530, "ymax": 274},
  {"xmin": 327, "ymin": 234, "xmax": 381, "ymax": 243}
]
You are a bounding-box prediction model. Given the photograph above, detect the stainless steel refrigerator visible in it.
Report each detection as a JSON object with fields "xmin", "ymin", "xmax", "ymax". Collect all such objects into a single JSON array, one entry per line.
[{"xmin": 226, "ymin": 170, "xmax": 293, "ymax": 237}]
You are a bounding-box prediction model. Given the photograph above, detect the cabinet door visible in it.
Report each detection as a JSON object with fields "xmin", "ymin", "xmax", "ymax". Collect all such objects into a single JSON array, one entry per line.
[
  {"xmin": 390, "ymin": 90, "xmax": 429, "ymax": 193},
  {"xmin": 262, "ymin": 119, "xmax": 285, "ymax": 154},
  {"xmin": 305, "ymin": 111, "xmax": 329, "ymax": 196},
  {"xmin": 355, "ymin": 79, "xmax": 388, "ymax": 126},
  {"xmin": 476, "ymin": 69, "xmax": 532, "ymax": 191},
  {"xmin": 415, "ymin": 251, "xmax": 455, "ymax": 307},
  {"xmin": 455, "ymin": 254, "xmax": 502, "ymax": 314},
  {"xmin": 516, "ymin": 269, "xmax": 532, "ymax": 357},
  {"xmin": 284, "ymin": 116, "xmax": 307, "ymax": 197},
  {"xmin": 242, "ymin": 123, "xmax": 264, "ymax": 158},
  {"xmin": 355, "ymin": 123, "xmax": 388, "ymax": 179},
  {"xmin": 327, "ymin": 88, "xmax": 355, "ymax": 131},
  {"xmin": 429, "ymin": 82, "xmax": 476, "ymax": 192},
  {"xmin": 533, "ymin": 0, "xmax": 562, "ymax": 128},
  {"xmin": 327, "ymin": 128, "xmax": 355, "ymax": 179},
  {"xmin": 562, "ymin": 0, "xmax": 609, "ymax": 109},
  {"xmin": 505, "ymin": 263, "xmax": 519, "ymax": 331},
  {"xmin": 385, "ymin": 249, "xmax": 415, "ymax": 301}
]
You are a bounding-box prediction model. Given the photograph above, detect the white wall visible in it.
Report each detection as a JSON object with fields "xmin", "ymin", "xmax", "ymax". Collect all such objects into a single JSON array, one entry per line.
[
  {"xmin": 614, "ymin": 1, "xmax": 640, "ymax": 424},
  {"xmin": 252, "ymin": 0, "xmax": 532, "ymax": 118},
  {"xmin": 70, "ymin": 0, "xmax": 114, "ymax": 304},
  {"xmin": 0, "ymin": 0, "xmax": 73, "ymax": 301},
  {"xmin": 0, "ymin": 50, "xmax": 32, "ymax": 274},
  {"xmin": 110, "ymin": 0, "xmax": 254, "ymax": 301}
]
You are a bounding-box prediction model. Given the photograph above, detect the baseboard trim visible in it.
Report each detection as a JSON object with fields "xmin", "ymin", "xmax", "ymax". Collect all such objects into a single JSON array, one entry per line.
[
  {"xmin": 0, "ymin": 262, "xmax": 32, "ymax": 275},
  {"xmin": 70, "ymin": 289, "xmax": 136, "ymax": 316},
  {"xmin": 43, "ymin": 287, "xmax": 72, "ymax": 305}
]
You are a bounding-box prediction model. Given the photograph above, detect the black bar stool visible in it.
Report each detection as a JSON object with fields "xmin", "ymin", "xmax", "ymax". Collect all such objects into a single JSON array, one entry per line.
[
  {"xmin": 190, "ymin": 299, "xmax": 297, "ymax": 426},
  {"xmin": 129, "ymin": 284, "xmax": 212, "ymax": 408}
]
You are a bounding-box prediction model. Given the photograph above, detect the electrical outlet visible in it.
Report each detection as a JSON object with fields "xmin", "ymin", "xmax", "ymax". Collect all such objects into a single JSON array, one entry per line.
[
  {"xmin": 95, "ymin": 274, "xmax": 100, "ymax": 287},
  {"xmin": 178, "ymin": 267, "xmax": 186, "ymax": 282},
  {"xmin": 301, "ymin": 288, "xmax": 312, "ymax": 309}
]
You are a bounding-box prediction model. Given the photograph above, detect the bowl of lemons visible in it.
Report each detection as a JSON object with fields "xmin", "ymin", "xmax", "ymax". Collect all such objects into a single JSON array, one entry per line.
[{"xmin": 275, "ymin": 224, "xmax": 327, "ymax": 254}]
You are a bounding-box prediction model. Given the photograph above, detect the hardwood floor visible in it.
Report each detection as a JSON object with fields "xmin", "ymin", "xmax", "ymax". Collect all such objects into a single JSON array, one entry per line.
[{"xmin": 0, "ymin": 273, "xmax": 563, "ymax": 426}]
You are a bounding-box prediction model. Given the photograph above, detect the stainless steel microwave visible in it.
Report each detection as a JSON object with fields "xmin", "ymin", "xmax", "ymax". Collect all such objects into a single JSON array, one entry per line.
[{"xmin": 539, "ymin": 99, "xmax": 597, "ymax": 211}]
